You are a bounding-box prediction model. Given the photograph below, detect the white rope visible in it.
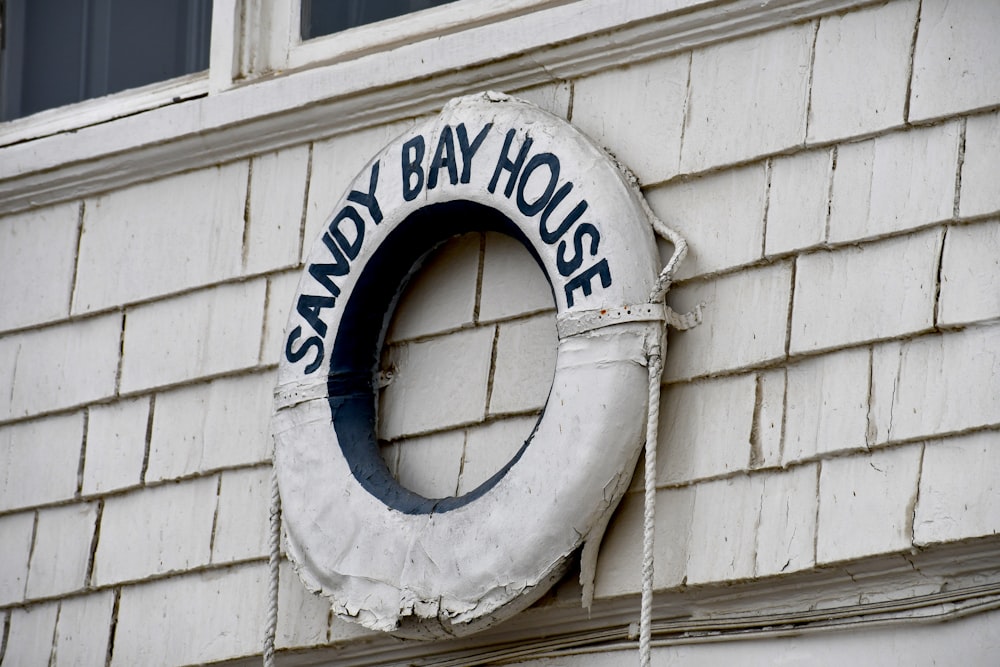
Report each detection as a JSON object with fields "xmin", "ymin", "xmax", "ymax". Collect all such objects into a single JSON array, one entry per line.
[
  {"xmin": 263, "ymin": 464, "xmax": 281, "ymax": 667},
  {"xmin": 639, "ymin": 345, "xmax": 662, "ymax": 667},
  {"xmin": 638, "ymin": 200, "xmax": 697, "ymax": 667}
]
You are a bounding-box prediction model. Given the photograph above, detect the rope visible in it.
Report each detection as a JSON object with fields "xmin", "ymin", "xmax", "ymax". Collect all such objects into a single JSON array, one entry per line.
[
  {"xmin": 639, "ymin": 346, "xmax": 662, "ymax": 667},
  {"xmin": 637, "ymin": 198, "xmax": 696, "ymax": 667},
  {"xmin": 641, "ymin": 194, "xmax": 688, "ymax": 304},
  {"xmin": 263, "ymin": 464, "xmax": 282, "ymax": 667}
]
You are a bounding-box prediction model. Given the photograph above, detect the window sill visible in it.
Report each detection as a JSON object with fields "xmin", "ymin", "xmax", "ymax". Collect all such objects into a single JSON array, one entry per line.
[{"xmin": 0, "ymin": 72, "xmax": 209, "ymax": 149}]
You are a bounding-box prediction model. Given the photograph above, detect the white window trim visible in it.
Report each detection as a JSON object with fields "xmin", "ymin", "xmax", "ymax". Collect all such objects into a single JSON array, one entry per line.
[
  {"xmin": 0, "ymin": 0, "xmax": 574, "ymax": 147},
  {"xmin": 256, "ymin": 0, "xmax": 575, "ymax": 75},
  {"xmin": 0, "ymin": 0, "xmax": 880, "ymax": 215}
]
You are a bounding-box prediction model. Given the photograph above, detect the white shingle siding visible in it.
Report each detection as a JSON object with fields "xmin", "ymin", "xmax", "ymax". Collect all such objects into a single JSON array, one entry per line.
[{"xmin": 2, "ymin": 1, "xmax": 999, "ymax": 664}]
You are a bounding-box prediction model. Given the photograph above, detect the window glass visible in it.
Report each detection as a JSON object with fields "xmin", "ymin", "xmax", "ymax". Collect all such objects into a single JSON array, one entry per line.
[
  {"xmin": 1, "ymin": 0, "xmax": 212, "ymax": 121},
  {"xmin": 301, "ymin": 0, "xmax": 459, "ymax": 40}
]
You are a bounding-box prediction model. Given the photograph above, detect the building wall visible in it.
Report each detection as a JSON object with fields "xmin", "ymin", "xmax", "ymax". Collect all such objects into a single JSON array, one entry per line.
[{"xmin": 2, "ymin": 0, "xmax": 1000, "ymax": 664}]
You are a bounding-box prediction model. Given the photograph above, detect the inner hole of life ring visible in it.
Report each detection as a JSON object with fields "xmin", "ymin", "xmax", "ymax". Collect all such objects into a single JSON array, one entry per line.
[{"xmin": 377, "ymin": 230, "xmax": 557, "ymax": 501}]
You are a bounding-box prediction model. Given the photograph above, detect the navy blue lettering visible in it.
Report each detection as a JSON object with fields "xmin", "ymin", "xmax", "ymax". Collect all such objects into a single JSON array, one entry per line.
[
  {"xmin": 296, "ymin": 294, "xmax": 336, "ymax": 338},
  {"xmin": 516, "ymin": 153, "xmax": 560, "ymax": 217},
  {"xmin": 564, "ymin": 259, "xmax": 612, "ymax": 307},
  {"xmin": 401, "ymin": 136, "xmax": 425, "ymax": 201},
  {"xmin": 427, "ymin": 126, "xmax": 458, "ymax": 190},
  {"xmin": 346, "ymin": 161, "xmax": 383, "ymax": 224},
  {"xmin": 456, "ymin": 123, "xmax": 491, "ymax": 183},
  {"xmin": 488, "ymin": 129, "xmax": 533, "ymax": 198},
  {"xmin": 308, "ymin": 261, "xmax": 345, "ymax": 298},
  {"xmin": 539, "ymin": 184, "xmax": 588, "ymax": 244},
  {"xmin": 320, "ymin": 231, "xmax": 351, "ymax": 271},
  {"xmin": 556, "ymin": 223, "xmax": 600, "ymax": 277},
  {"xmin": 285, "ymin": 326, "xmax": 324, "ymax": 374},
  {"xmin": 330, "ymin": 206, "xmax": 365, "ymax": 260}
]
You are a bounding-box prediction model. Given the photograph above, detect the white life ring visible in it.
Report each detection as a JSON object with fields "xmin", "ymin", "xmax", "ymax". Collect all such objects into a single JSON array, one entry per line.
[{"xmin": 272, "ymin": 92, "xmax": 664, "ymax": 637}]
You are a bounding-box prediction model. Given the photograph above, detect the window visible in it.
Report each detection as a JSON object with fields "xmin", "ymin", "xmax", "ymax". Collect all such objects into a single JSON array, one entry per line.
[
  {"xmin": 0, "ymin": 0, "xmax": 212, "ymax": 121},
  {"xmin": 301, "ymin": 0, "xmax": 459, "ymax": 40},
  {"xmin": 0, "ymin": 0, "xmax": 570, "ymax": 143}
]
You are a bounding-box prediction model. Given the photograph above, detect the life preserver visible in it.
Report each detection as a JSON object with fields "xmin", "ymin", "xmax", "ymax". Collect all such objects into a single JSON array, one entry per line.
[{"xmin": 272, "ymin": 92, "xmax": 664, "ymax": 637}]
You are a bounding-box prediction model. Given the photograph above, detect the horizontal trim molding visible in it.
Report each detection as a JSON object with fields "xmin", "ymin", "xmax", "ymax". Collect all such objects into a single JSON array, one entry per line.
[
  {"xmin": 0, "ymin": 0, "xmax": 879, "ymax": 215},
  {"xmin": 249, "ymin": 538, "xmax": 1000, "ymax": 667}
]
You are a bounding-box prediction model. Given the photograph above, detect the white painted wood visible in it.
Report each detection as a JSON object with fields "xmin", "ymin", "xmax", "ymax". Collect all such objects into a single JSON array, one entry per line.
[
  {"xmin": 816, "ymin": 444, "xmax": 922, "ymax": 564},
  {"xmin": 870, "ymin": 325, "xmax": 1000, "ymax": 445},
  {"xmin": 385, "ymin": 235, "xmax": 481, "ymax": 343},
  {"xmin": 764, "ymin": 148, "xmax": 832, "ymax": 256},
  {"xmin": 0, "ymin": 317, "xmax": 121, "ymax": 422},
  {"xmin": 379, "ymin": 328, "xmax": 495, "ymax": 439},
  {"xmin": 0, "ymin": 72, "xmax": 208, "ymax": 149},
  {"xmin": 0, "ymin": 511, "xmax": 35, "ymax": 605},
  {"xmin": 753, "ymin": 368, "xmax": 786, "ymax": 469},
  {"xmin": 915, "ymin": 430, "xmax": 1000, "ymax": 546},
  {"xmin": 209, "ymin": 0, "xmax": 241, "ymax": 93},
  {"xmin": 827, "ymin": 123, "xmax": 960, "ymax": 243},
  {"xmin": 212, "ymin": 467, "xmax": 271, "ymax": 563},
  {"xmin": 663, "ymin": 262, "xmax": 792, "ymax": 382},
  {"xmin": 504, "ymin": 608, "xmax": 1000, "ymax": 667},
  {"xmin": 0, "ymin": 415, "xmax": 83, "ymax": 513},
  {"xmin": 146, "ymin": 372, "xmax": 274, "ymax": 481},
  {"xmin": 393, "ymin": 430, "xmax": 466, "ymax": 498},
  {"xmin": 960, "ymin": 110, "xmax": 1000, "ymax": 218},
  {"xmin": 687, "ymin": 474, "xmax": 762, "ymax": 584},
  {"xmin": 261, "ymin": 271, "xmax": 302, "ymax": 366},
  {"xmin": 82, "ymin": 398, "xmax": 150, "ymax": 495},
  {"xmin": 53, "ymin": 592, "xmax": 116, "ymax": 666},
  {"xmin": 276, "ymin": 560, "xmax": 332, "ymax": 649},
  {"xmin": 92, "ymin": 478, "xmax": 218, "ymax": 586},
  {"xmin": 459, "ymin": 416, "xmax": 539, "ymax": 494},
  {"xmin": 119, "ymin": 280, "xmax": 266, "ymax": 393},
  {"xmin": 244, "ymin": 145, "xmax": 310, "ymax": 275},
  {"xmin": 806, "ymin": 0, "xmax": 917, "ymax": 143},
  {"xmin": 909, "ymin": 0, "xmax": 1000, "ymax": 122},
  {"xmin": 72, "ymin": 163, "xmax": 249, "ymax": 315},
  {"xmin": 755, "ymin": 464, "xmax": 818, "ymax": 576},
  {"xmin": 0, "ymin": 0, "xmax": 881, "ymax": 215},
  {"xmin": 658, "ymin": 375, "xmax": 755, "ymax": 485},
  {"xmin": 571, "ymin": 54, "xmax": 689, "ymax": 185},
  {"xmin": 680, "ymin": 23, "xmax": 813, "ymax": 173},
  {"xmin": 304, "ymin": 119, "xmax": 419, "ymax": 262},
  {"xmin": 646, "ymin": 163, "xmax": 767, "ymax": 280},
  {"xmin": 594, "ymin": 487, "xmax": 696, "ymax": 595},
  {"xmin": 479, "ymin": 232, "xmax": 555, "ymax": 322},
  {"xmin": 790, "ymin": 230, "xmax": 941, "ymax": 354},
  {"xmin": 24, "ymin": 503, "xmax": 98, "ymax": 599},
  {"xmin": 3, "ymin": 603, "xmax": 59, "ymax": 666},
  {"xmin": 489, "ymin": 314, "xmax": 557, "ymax": 415},
  {"xmin": 938, "ymin": 220, "xmax": 1000, "ymax": 326},
  {"xmin": 782, "ymin": 347, "xmax": 869, "ymax": 464},
  {"xmin": 111, "ymin": 565, "xmax": 267, "ymax": 666},
  {"xmin": 0, "ymin": 202, "xmax": 79, "ymax": 332}
]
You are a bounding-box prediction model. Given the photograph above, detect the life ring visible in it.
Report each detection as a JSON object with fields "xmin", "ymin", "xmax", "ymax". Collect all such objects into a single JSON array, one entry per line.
[{"xmin": 272, "ymin": 92, "xmax": 665, "ymax": 637}]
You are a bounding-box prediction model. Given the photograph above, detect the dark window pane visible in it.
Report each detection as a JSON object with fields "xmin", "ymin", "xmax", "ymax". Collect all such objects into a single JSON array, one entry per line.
[
  {"xmin": 302, "ymin": 0, "xmax": 459, "ymax": 40},
  {"xmin": 0, "ymin": 0, "xmax": 213, "ymax": 122}
]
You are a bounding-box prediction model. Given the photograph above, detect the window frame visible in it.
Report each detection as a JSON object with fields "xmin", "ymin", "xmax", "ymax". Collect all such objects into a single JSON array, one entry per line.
[
  {"xmin": 251, "ymin": 0, "xmax": 574, "ymax": 75},
  {"xmin": 0, "ymin": 0, "xmax": 574, "ymax": 146}
]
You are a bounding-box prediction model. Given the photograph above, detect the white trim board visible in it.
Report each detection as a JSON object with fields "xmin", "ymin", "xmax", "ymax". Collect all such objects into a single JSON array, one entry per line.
[
  {"xmin": 234, "ymin": 537, "xmax": 1000, "ymax": 667},
  {"xmin": 0, "ymin": 0, "xmax": 879, "ymax": 215}
]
